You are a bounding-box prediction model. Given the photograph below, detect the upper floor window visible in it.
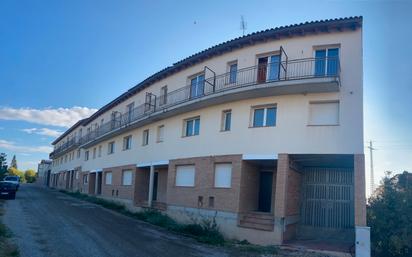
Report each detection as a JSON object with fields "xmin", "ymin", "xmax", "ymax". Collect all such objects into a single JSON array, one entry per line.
[
  {"xmin": 123, "ymin": 135, "xmax": 132, "ymax": 150},
  {"xmin": 308, "ymin": 101, "xmax": 339, "ymax": 126},
  {"xmin": 221, "ymin": 110, "xmax": 232, "ymax": 131},
  {"xmin": 184, "ymin": 117, "xmax": 200, "ymax": 137},
  {"xmin": 142, "ymin": 129, "xmax": 149, "ymax": 146},
  {"xmin": 190, "ymin": 74, "xmax": 205, "ymax": 98},
  {"xmin": 84, "ymin": 150, "xmax": 89, "ymax": 161},
  {"xmin": 108, "ymin": 141, "xmax": 115, "ymax": 154},
  {"xmin": 314, "ymin": 47, "xmax": 339, "ymax": 76},
  {"xmin": 93, "ymin": 147, "xmax": 96, "ymax": 159},
  {"xmin": 157, "ymin": 125, "xmax": 165, "ymax": 143},
  {"xmin": 98, "ymin": 145, "xmax": 102, "ymax": 157},
  {"xmin": 160, "ymin": 86, "xmax": 168, "ymax": 106},
  {"xmin": 252, "ymin": 105, "xmax": 277, "ymax": 127},
  {"xmin": 257, "ymin": 54, "xmax": 280, "ymax": 83},
  {"xmin": 77, "ymin": 149, "xmax": 81, "ymax": 159},
  {"xmin": 228, "ymin": 62, "xmax": 237, "ymax": 84},
  {"xmin": 126, "ymin": 102, "xmax": 135, "ymax": 121}
]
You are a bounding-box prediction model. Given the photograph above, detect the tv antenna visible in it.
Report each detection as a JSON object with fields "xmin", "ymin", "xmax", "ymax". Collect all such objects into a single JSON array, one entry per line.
[{"xmin": 240, "ymin": 15, "xmax": 247, "ymax": 36}]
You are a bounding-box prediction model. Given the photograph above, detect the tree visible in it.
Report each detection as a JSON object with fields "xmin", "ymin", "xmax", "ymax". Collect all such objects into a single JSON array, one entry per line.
[
  {"xmin": 10, "ymin": 155, "xmax": 17, "ymax": 169},
  {"xmin": 0, "ymin": 153, "xmax": 7, "ymax": 180},
  {"xmin": 367, "ymin": 171, "xmax": 412, "ymax": 257},
  {"xmin": 24, "ymin": 169, "xmax": 37, "ymax": 183},
  {"xmin": 7, "ymin": 167, "xmax": 25, "ymax": 183}
]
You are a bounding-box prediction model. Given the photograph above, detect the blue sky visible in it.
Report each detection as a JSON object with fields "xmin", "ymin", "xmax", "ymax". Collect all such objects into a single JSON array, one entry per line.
[{"xmin": 0, "ymin": 0, "xmax": 411, "ymax": 194}]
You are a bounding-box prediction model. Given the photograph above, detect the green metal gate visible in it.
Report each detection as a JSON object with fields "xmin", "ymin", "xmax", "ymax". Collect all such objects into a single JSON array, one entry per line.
[{"xmin": 299, "ymin": 167, "xmax": 354, "ymax": 240}]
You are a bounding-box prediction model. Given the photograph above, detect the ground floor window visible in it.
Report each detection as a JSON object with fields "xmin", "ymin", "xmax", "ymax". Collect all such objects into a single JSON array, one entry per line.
[
  {"xmin": 214, "ymin": 163, "xmax": 232, "ymax": 188},
  {"xmin": 122, "ymin": 170, "xmax": 133, "ymax": 186},
  {"xmin": 175, "ymin": 165, "xmax": 195, "ymax": 187},
  {"xmin": 105, "ymin": 172, "xmax": 112, "ymax": 185}
]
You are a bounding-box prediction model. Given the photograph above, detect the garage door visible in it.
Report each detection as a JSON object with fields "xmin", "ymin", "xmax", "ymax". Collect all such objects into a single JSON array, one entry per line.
[{"xmin": 299, "ymin": 167, "xmax": 354, "ymax": 240}]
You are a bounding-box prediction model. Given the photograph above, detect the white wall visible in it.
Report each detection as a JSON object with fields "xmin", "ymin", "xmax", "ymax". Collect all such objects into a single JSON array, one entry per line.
[{"xmin": 51, "ymin": 28, "xmax": 363, "ymax": 173}]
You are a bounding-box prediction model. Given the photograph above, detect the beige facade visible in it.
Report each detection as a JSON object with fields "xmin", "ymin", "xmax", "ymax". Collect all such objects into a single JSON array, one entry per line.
[{"xmin": 47, "ymin": 17, "xmax": 366, "ymax": 250}]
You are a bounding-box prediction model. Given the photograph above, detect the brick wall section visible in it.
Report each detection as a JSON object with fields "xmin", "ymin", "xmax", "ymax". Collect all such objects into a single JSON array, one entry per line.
[
  {"xmin": 134, "ymin": 167, "xmax": 149, "ymax": 205},
  {"xmin": 354, "ymin": 154, "xmax": 366, "ymax": 226},
  {"xmin": 167, "ymin": 155, "xmax": 242, "ymax": 212},
  {"xmin": 274, "ymin": 154, "xmax": 289, "ymax": 218},
  {"xmin": 286, "ymin": 167, "xmax": 301, "ymax": 216},
  {"xmin": 101, "ymin": 164, "xmax": 136, "ymax": 201},
  {"xmin": 238, "ymin": 161, "xmax": 259, "ymax": 212}
]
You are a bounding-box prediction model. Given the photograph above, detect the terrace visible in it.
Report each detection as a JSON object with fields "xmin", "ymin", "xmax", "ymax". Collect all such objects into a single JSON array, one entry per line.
[{"xmin": 50, "ymin": 54, "xmax": 340, "ymax": 158}]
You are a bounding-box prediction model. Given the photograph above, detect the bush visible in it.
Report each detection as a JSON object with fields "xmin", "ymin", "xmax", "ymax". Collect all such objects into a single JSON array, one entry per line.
[
  {"xmin": 367, "ymin": 171, "xmax": 411, "ymax": 257},
  {"xmin": 24, "ymin": 170, "xmax": 36, "ymax": 183}
]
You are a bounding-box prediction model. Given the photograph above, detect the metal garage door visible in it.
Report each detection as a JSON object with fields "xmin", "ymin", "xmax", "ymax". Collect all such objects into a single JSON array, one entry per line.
[{"xmin": 299, "ymin": 167, "xmax": 354, "ymax": 240}]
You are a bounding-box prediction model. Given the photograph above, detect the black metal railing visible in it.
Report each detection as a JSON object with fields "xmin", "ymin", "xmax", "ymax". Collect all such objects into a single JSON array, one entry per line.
[{"xmin": 50, "ymin": 57, "xmax": 340, "ymax": 157}]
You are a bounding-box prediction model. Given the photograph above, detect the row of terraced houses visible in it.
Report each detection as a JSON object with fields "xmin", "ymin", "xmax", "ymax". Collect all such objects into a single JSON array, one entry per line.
[{"xmin": 43, "ymin": 17, "xmax": 369, "ymax": 256}]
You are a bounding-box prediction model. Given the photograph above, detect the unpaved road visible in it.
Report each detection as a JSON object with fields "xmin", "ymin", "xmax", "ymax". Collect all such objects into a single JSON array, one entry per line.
[{"xmin": 3, "ymin": 184, "xmax": 233, "ymax": 257}]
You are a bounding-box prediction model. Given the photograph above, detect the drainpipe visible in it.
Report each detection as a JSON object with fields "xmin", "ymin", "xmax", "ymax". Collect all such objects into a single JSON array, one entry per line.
[{"xmin": 148, "ymin": 165, "xmax": 155, "ymax": 208}]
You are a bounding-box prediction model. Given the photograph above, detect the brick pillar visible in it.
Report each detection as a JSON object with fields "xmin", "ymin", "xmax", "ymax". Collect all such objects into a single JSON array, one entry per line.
[
  {"xmin": 354, "ymin": 154, "xmax": 366, "ymax": 226},
  {"xmin": 274, "ymin": 153, "xmax": 289, "ymax": 243}
]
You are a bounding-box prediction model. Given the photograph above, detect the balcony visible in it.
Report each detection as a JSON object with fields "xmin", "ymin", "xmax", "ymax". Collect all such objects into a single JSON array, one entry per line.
[{"xmin": 50, "ymin": 56, "xmax": 340, "ymax": 158}]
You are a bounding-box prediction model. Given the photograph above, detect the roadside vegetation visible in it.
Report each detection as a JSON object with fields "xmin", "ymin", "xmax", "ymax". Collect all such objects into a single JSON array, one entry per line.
[
  {"xmin": 0, "ymin": 201, "xmax": 19, "ymax": 257},
  {"xmin": 0, "ymin": 153, "xmax": 36, "ymax": 183},
  {"xmin": 367, "ymin": 171, "xmax": 411, "ymax": 257},
  {"xmin": 60, "ymin": 190, "xmax": 283, "ymax": 255}
]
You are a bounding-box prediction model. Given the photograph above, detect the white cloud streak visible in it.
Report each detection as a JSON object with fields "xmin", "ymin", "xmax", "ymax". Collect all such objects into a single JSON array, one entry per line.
[
  {"xmin": 21, "ymin": 128, "xmax": 62, "ymax": 138},
  {"xmin": 0, "ymin": 139, "xmax": 52, "ymax": 154},
  {"xmin": 0, "ymin": 106, "xmax": 97, "ymax": 128}
]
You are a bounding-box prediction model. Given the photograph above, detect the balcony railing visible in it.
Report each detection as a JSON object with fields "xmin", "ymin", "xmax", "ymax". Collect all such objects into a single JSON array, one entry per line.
[{"xmin": 50, "ymin": 57, "xmax": 340, "ymax": 158}]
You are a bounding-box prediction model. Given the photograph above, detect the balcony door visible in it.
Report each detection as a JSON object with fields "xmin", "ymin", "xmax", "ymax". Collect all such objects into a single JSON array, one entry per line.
[
  {"xmin": 257, "ymin": 55, "xmax": 280, "ymax": 83},
  {"xmin": 315, "ymin": 48, "xmax": 339, "ymax": 76},
  {"xmin": 190, "ymin": 74, "xmax": 205, "ymax": 98}
]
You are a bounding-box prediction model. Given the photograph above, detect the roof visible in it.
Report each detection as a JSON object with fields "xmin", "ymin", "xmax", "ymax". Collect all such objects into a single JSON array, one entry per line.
[{"xmin": 52, "ymin": 16, "xmax": 362, "ymax": 145}]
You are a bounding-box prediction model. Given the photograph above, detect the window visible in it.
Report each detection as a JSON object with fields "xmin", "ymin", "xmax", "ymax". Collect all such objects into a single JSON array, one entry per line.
[
  {"xmin": 122, "ymin": 170, "xmax": 133, "ymax": 186},
  {"xmin": 105, "ymin": 172, "xmax": 112, "ymax": 185},
  {"xmin": 98, "ymin": 145, "xmax": 102, "ymax": 157},
  {"xmin": 157, "ymin": 125, "xmax": 165, "ymax": 142},
  {"xmin": 64, "ymin": 155, "xmax": 67, "ymax": 163},
  {"xmin": 228, "ymin": 62, "xmax": 237, "ymax": 84},
  {"xmin": 75, "ymin": 171, "xmax": 79, "ymax": 180},
  {"xmin": 175, "ymin": 165, "xmax": 195, "ymax": 187},
  {"xmin": 142, "ymin": 129, "xmax": 149, "ymax": 146},
  {"xmin": 252, "ymin": 106, "xmax": 277, "ymax": 127},
  {"xmin": 160, "ymin": 86, "xmax": 168, "ymax": 106},
  {"xmin": 184, "ymin": 117, "xmax": 200, "ymax": 137},
  {"xmin": 93, "ymin": 148, "xmax": 96, "ymax": 159},
  {"xmin": 214, "ymin": 163, "xmax": 232, "ymax": 188},
  {"xmin": 221, "ymin": 110, "xmax": 231, "ymax": 131},
  {"xmin": 126, "ymin": 102, "xmax": 135, "ymax": 121},
  {"xmin": 83, "ymin": 174, "xmax": 88, "ymax": 184},
  {"xmin": 308, "ymin": 101, "xmax": 339, "ymax": 126},
  {"xmin": 315, "ymin": 48, "xmax": 339, "ymax": 76},
  {"xmin": 84, "ymin": 151, "xmax": 89, "ymax": 161},
  {"xmin": 77, "ymin": 149, "xmax": 81, "ymax": 159},
  {"xmin": 123, "ymin": 135, "xmax": 132, "ymax": 150},
  {"xmin": 257, "ymin": 54, "xmax": 280, "ymax": 83},
  {"xmin": 190, "ymin": 74, "xmax": 205, "ymax": 98},
  {"xmin": 108, "ymin": 141, "xmax": 115, "ymax": 154}
]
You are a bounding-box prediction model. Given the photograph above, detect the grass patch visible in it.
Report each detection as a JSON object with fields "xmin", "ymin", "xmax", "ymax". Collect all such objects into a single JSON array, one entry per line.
[
  {"xmin": 60, "ymin": 190, "xmax": 277, "ymax": 252},
  {"xmin": 0, "ymin": 201, "xmax": 19, "ymax": 257}
]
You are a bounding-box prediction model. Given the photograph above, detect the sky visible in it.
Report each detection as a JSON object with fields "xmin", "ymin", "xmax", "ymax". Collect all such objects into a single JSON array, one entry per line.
[{"xmin": 0, "ymin": 0, "xmax": 411, "ymax": 195}]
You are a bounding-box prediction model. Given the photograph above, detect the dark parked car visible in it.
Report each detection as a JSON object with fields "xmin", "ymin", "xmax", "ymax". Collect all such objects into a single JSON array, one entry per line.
[
  {"xmin": 3, "ymin": 175, "xmax": 20, "ymax": 190},
  {"xmin": 0, "ymin": 181, "xmax": 17, "ymax": 199}
]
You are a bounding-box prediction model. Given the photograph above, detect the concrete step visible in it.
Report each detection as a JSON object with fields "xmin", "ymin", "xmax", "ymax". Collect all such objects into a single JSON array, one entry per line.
[
  {"xmin": 241, "ymin": 216, "xmax": 275, "ymax": 225},
  {"xmin": 238, "ymin": 220, "xmax": 274, "ymax": 231},
  {"xmin": 241, "ymin": 212, "xmax": 274, "ymax": 220}
]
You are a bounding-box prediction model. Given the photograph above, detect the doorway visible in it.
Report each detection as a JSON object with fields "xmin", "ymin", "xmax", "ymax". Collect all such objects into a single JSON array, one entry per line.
[
  {"xmin": 257, "ymin": 57, "xmax": 268, "ymax": 83},
  {"xmin": 97, "ymin": 172, "xmax": 102, "ymax": 195},
  {"xmin": 258, "ymin": 171, "xmax": 273, "ymax": 212},
  {"xmin": 152, "ymin": 172, "xmax": 159, "ymax": 201}
]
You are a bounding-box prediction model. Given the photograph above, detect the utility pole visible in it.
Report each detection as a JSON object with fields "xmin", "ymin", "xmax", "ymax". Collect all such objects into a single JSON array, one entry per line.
[{"xmin": 367, "ymin": 141, "xmax": 376, "ymax": 194}]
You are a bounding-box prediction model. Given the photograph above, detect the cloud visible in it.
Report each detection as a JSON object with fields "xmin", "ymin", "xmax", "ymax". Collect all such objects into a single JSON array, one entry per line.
[
  {"xmin": 21, "ymin": 128, "xmax": 62, "ymax": 138},
  {"xmin": 0, "ymin": 106, "xmax": 97, "ymax": 128},
  {"xmin": 0, "ymin": 139, "xmax": 52, "ymax": 154}
]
